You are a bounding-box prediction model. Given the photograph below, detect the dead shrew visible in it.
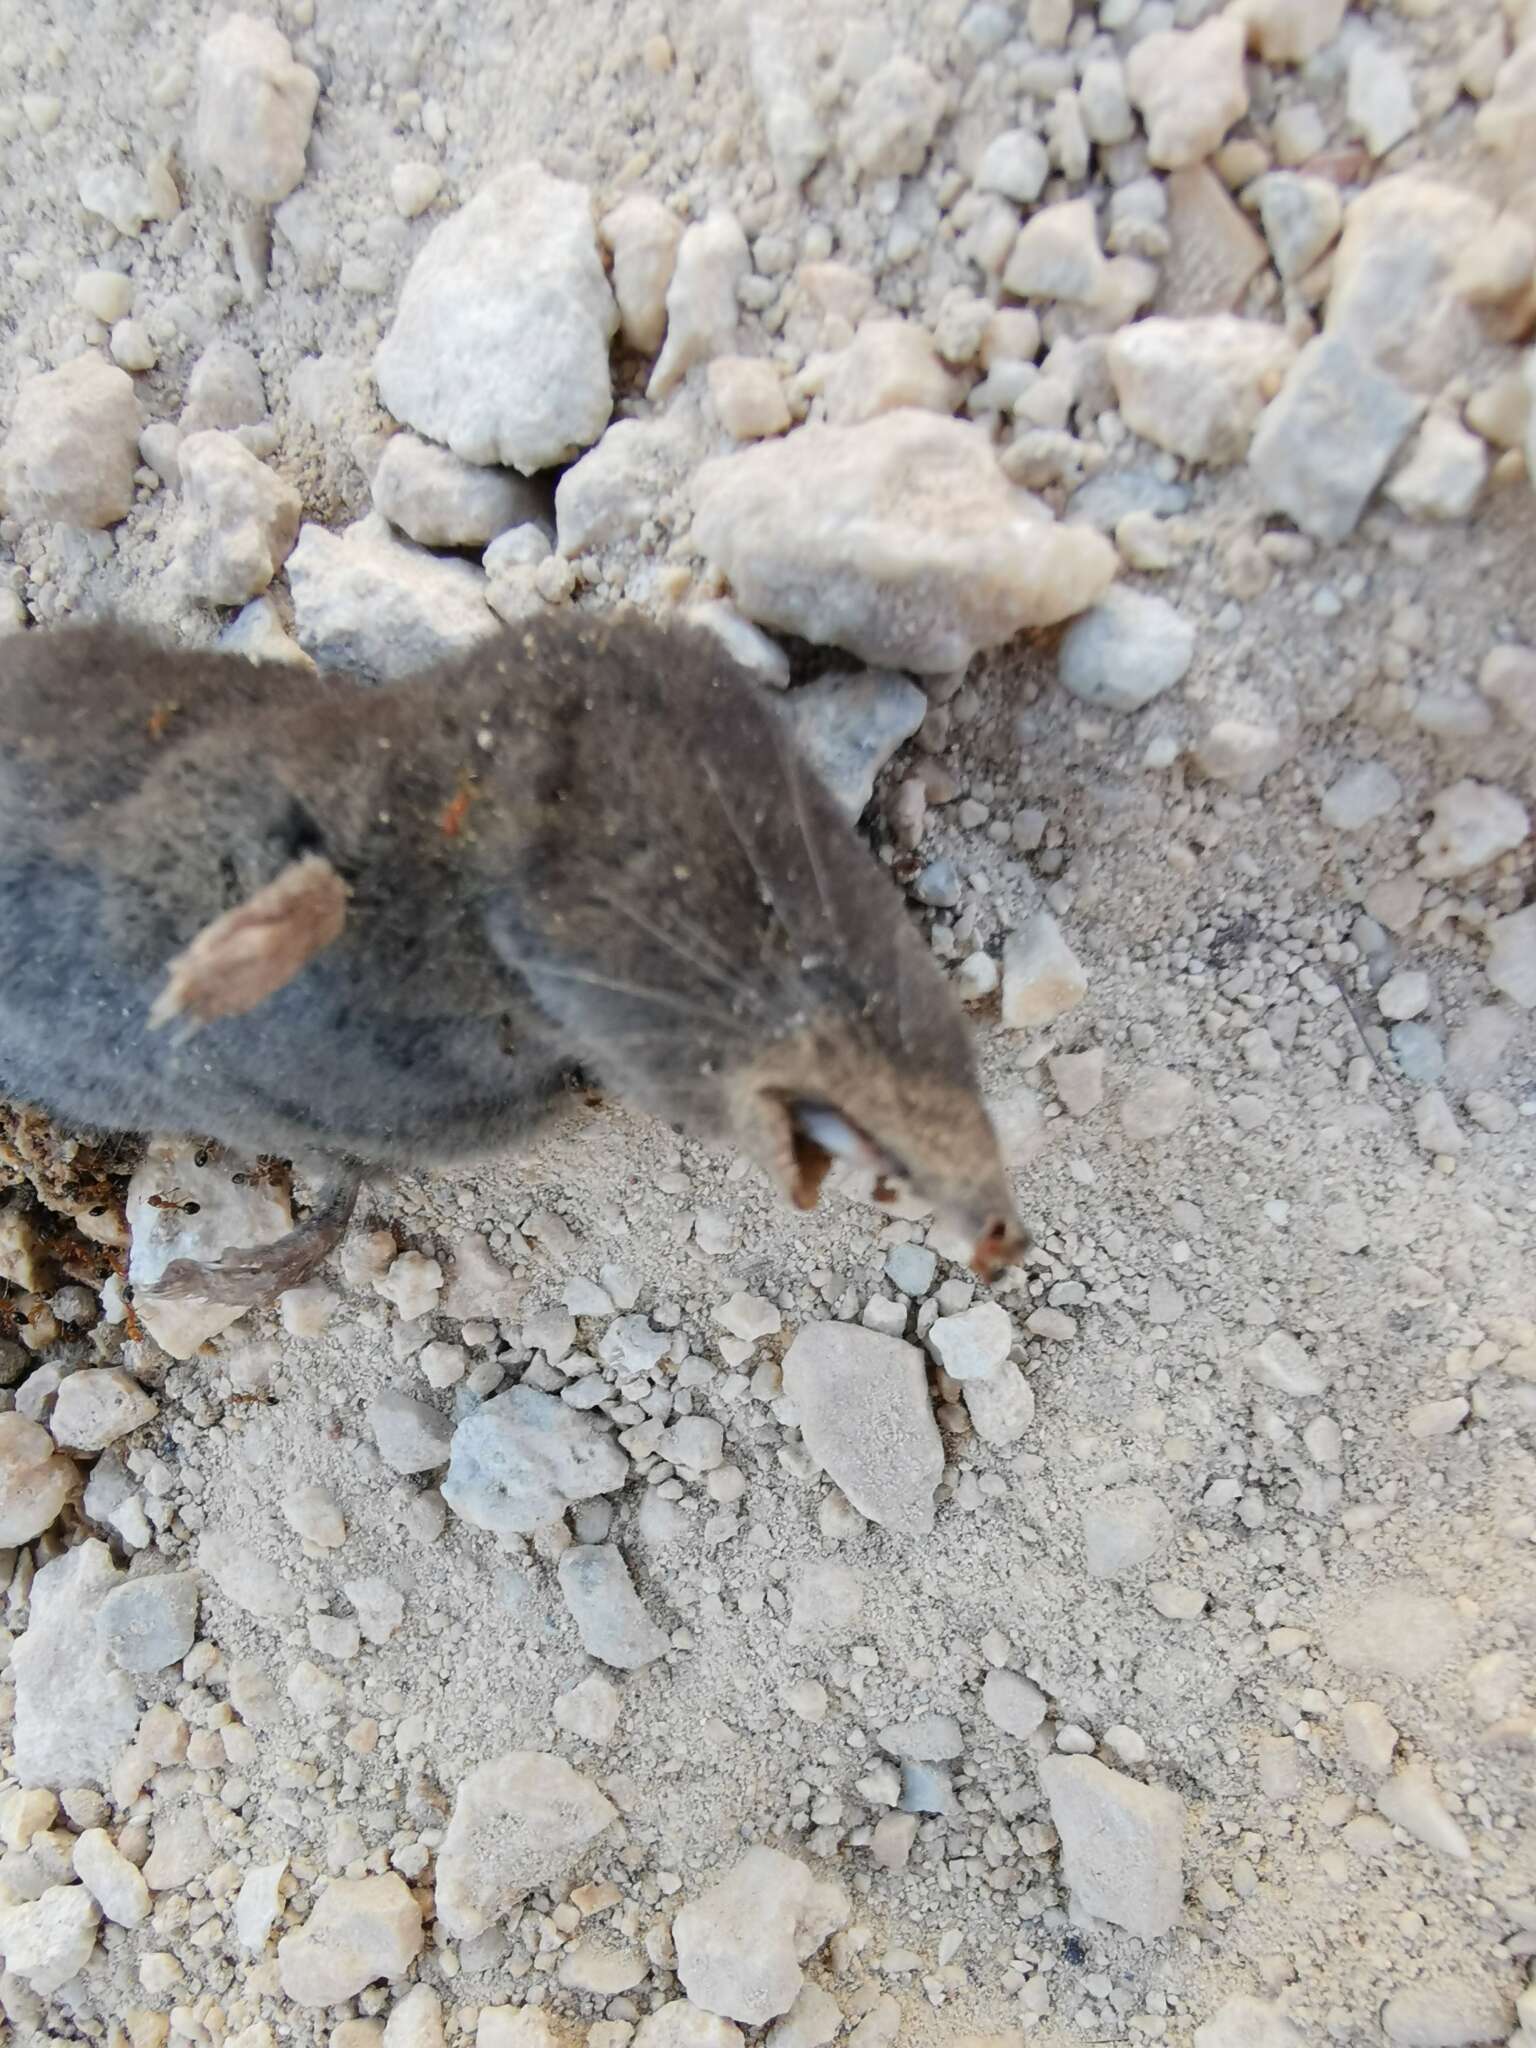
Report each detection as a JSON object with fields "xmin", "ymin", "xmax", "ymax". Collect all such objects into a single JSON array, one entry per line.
[{"xmin": 0, "ymin": 613, "xmax": 1028, "ymax": 1304}]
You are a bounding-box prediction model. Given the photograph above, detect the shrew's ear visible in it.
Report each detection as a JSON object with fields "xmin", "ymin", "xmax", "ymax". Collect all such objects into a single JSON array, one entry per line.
[{"xmin": 150, "ymin": 854, "xmax": 347, "ymax": 1035}]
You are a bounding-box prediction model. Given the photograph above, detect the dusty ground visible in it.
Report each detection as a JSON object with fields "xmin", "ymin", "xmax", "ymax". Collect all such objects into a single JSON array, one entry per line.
[{"xmin": 0, "ymin": 0, "xmax": 1533, "ymax": 2045}]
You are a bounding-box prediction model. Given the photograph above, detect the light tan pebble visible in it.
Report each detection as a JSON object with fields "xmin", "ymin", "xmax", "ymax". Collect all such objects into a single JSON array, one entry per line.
[
  {"xmin": 390, "ymin": 162, "xmax": 442, "ymax": 218},
  {"xmin": 1406, "ymin": 1397, "xmax": 1469, "ymax": 1439},
  {"xmin": 0, "ymin": 354, "xmax": 141, "ymax": 528},
  {"xmin": 820, "ymin": 319, "xmax": 965, "ymax": 426},
  {"xmin": 1104, "ymin": 1724, "xmax": 1148, "ymax": 1766},
  {"xmin": 602, "ymin": 194, "xmax": 683, "ymax": 356},
  {"xmin": 74, "ymin": 268, "xmax": 135, "ymax": 323},
  {"xmin": 1376, "ymin": 1763, "xmax": 1471, "ymax": 1859},
  {"xmin": 1107, "ymin": 315, "xmax": 1295, "ymax": 466},
  {"xmin": 647, "ymin": 210, "xmax": 749, "ymax": 400},
  {"xmin": 1002, "ymin": 197, "xmax": 1104, "ymax": 304},
  {"xmin": 277, "ymin": 1874, "xmax": 423, "ymax": 2005},
  {"xmin": 707, "ymin": 357, "xmax": 790, "ymax": 441},
  {"xmin": 279, "ymin": 1282, "xmax": 337, "ymax": 1338},
  {"xmin": 1341, "ymin": 1701, "xmax": 1398, "ymax": 1775},
  {"xmin": 1231, "ymin": 0, "xmax": 1346, "ymax": 64},
  {"xmin": 1126, "ymin": 18, "xmax": 1249, "ymax": 169},
  {"xmin": 196, "ymin": 13, "xmax": 319, "ymax": 204},
  {"xmin": 110, "ymin": 319, "xmax": 158, "ymax": 372}
]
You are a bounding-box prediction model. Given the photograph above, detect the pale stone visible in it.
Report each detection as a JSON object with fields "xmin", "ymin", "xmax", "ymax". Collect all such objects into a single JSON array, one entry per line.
[
  {"xmin": 1194, "ymin": 1999, "xmax": 1302, "ymax": 2048},
  {"xmin": 776, "ymin": 670, "xmax": 927, "ymax": 820},
  {"xmin": 13, "ymin": 1542, "xmax": 138, "ymax": 1791},
  {"xmin": 982, "ymin": 1668, "xmax": 1049, "ymax": 1737},
  {"xmin": 1415, "ymin": 780, "xmax": 1529, "ymax": 879},
  {"xmin": 1385, "ymin": 416, "xmax": 1488, "ymax": 522},
  {"xmin": 0, "ymin": 1883, "xmax": 99, "ymax": 1995},
  {"xmin": 692, "ymin": 410, "xmax": 1117, "ymax": 674},
  {"xmin": 780, "ymin": 1323, "xmax": 943, "ymax": 1537},
  {"xmin": 287, "ymin": 515, "xmax": 498, "ymax": 682},
  {"xmin": 73, "ymin": 1828, "xmax": 150, "ymax": 1928},
  {"xmin": 372, "ymin": 432, "xmax": 542, "ymax": 547},
  {"xmin": 0, "ymin": 354, "xmax": 140, "ymax": 528},
  {"xmin": 648, "ymin": 211, "xmax": 750, "ymax": 401},
  {"xmin": 1248, "ymin": 334, "xmax": 1423, "ymax": 543},
  {"xmin": 51, "ymin": 1368, "xmax": 157, "ymax": 1452},
  {"xmin": 1376, "ymin": 1763, "xmax": 1471, "ymax": 1860},
  {"xmin": 1082, "ymin": 1489, "xmax": 1174, "ymax": 1578},
  {"xmin": 443, "ymin": 1385, "xmax": 628, "ymax": 1537},
  {"xmin": 840, "ymin": 56, "xmax": 944, "ymax": 179},
  {"xmin": 1001, "ymin": 909, "xmax": 1088, "ymax": 1028},
  {"xmin": 434, "ymin": 1752, "xmax": 617, "ymax": 1939},
  {"xmin": 747, "ymin": 14, "xmax": 827, "ymax": 189},
  {"xmin": 1252, "ymin": 172, "xmax": 1342, "ymax": 281},
  {"xmin": 600, "ymin": 194, "xmax": 683, "ymax": 355},
  {"xmin": 674, "ymin": 1846, "xmax": 848, "ymax": 2025},
  {"xmin": 1003, "ymin": 198, "xmax": 1104, "ymax": 303},
  {"xmin": 1107, "ymin": 316, "xmax": 1296, "ymax": 466},
  {"xmin": 820, "ymin": 321, "xmax": 965, "ymax": 426},
  {"xmin": 1126, "ymin": 18, "xmax": 1249, "ymax": 170},
  {"xmin": 1486, "ymin": 905, "xmax": 1536, "ymax": 1009},
  {"xmin": 375, "ymin": 165, "xmax": 617, "ymax": 473},
  {"xmin": 707, "ymin": 357, "xmax": 791, "ymax": 440},
  {"xmin": 277, "ymin": 1875, "xmax": 423, "ymax": 2006},
  {"xmin": 1324, "ymin": 1584, "xmax": 1464, "ymax": 1684},
  {"xmin": 1120, "ymin": 1069, "xmax": 1195, "ymax": 1142},
  {"xmin": 1059, "ymin": 587, "xmax": 1195, "ymax": 711},
  {"xmin": 1232, "ymin": 0, "xmax": 1347, "ymax": 65},
  {"xmin": 558, "ymin": 1544, "xmax": 669, "ymax": 1669},
  {"xmin": 1326, "ymin": 177, "xmax": 1496, "ymax": 395},
  {"xmin": 1040, "ymin": 1756, "xmax": 1185, "ymax": 1938},
  {"xmin": 196, "ymin": 12, "xmax": 318, "ymax": 204},
  {"xmin": 554, "ymin": 416, "xmax": 690, "ymax": 555},
  {"xmin": 0, "ymin": 1413, "xmax": 77, "ymax": 1546}
]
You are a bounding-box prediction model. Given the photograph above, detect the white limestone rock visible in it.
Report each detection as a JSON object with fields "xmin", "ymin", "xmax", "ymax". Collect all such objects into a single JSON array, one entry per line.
[
  {"xmin": 1486, "ymin": 905, "xmax": 1536, "ymax": 1009},
  {"xmin": 1125, "ymin": 18, "xmax": 1249, "ymax": 170},
  {"xmin": 1040, "ymin": 1755, "xmax": 1185, "ymax": 1938},
  {"xmin": 375, "ymin": 165, "xmax": 617, "ymax": 474},
  {"xmin": 1231, "ymin": 0, "xmax": 1346, "ymax": 65},
  {"xmin": 277, "ymin": 1874, "xmax": 423, "ymax": 2006},
  {"xmin": 1194, "ymin": 1999, "xmax": 1301, "ymax": 2048},
  {"xmin": 0, "ymin": 354, "xmax": 140, "ymax": 528},
  {"xmin": 747, "ymin": 13, "xmax": 828, "ymax": 188},
  {"xmin": 555, "ymin": 416, "xmax": 691, "ymax": 555},
  {"xmin": 50, "ymin": 1368, "xmax": 157, "ymax": 1453},
  {"xmin": 1082, "ymin": 1489, "xmax": 1174, "ymax": 1578},
  {"xmin": 840, "ymin": 56, "xmax": 944, "ymax": 180},
  {"xmin": 13, "ymin": 1541, "xmax": 138, "ymax": 1790},
  {"xmin": 820, "ymin": 320, "xmax": 964, "ymax": 426},
  {"xmin": 443, "ymin": 1386, "xmax": 628, "ymax": 1537},
  {"xmin": 1002, "ymin": 198, "xmax": 1104, "ymax": 304},
  {"xmin": 373, "ymin": 432, "xmax": 544, "ymax": 548},
  {"xmin": 1385, "ymin": 415, "xmax": 1488, "ymax": 522},
  {"xmin": 1321, "ymin": 761, "xmax": 1401, "ymax": 832},
  {"xmin": 781, "ymin": 1323, "xmax": 943, "ymax": 1537},
  {"xmin": 1106, "ymin": 316, "xmax": 1296, "ymax": 466},
  {"xmin": 72, "ymin": 1828, "xmax": 150, "ymax": 1929},
  {"xmin": 0, "ymin": 1413, "xmax": 77, "ymax": 1546},
  {"xmin": 648, "ymin": 211, "xmax": 750, "ymax": 401},
  {"xmin": 1252, "ymin": 173, "xmax": 1342, "ymax": 282},
  {"xmin": 0, "ymin": 1883, "xmax": 99, "ymax": 1995},
  {"xmin": 928, "ymin": 1302, "xmax": 1012, "ymax": 1381},
  {"xmin": 287, "ymin": 515, "xmax": 498, "ymax": 682},
  {"xmin": 1325, "ymin": 176, "xmax": 1496, "ymax": 395},
  {"xmin": 600, "ymin": 194, "xmax": 683, "ymax": 355},
  {"xmin": 435, "ymin": 1752, "xmax": 617, "ymax": 1939},
  {"xmin": 693, "ymin": 410, "xmax": 1117, "ymax": 674},
  {"xmin": 674, "ymin": 1846, "xmax": 848, "ymax": 2025},
  {"xmin": 97, "ymin": 1571, "xmax": 198, "ymax": 1673},
  {"xmin": 1416, "ymin": 781, "xmax": 1529, "ymax": 880},
  {"xmin": 196, "ymin": 12, "xmax": 319, "ymax": 204}
]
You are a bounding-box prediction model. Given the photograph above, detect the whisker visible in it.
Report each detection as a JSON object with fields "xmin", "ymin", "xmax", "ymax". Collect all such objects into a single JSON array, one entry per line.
[
  {"xmin": 525, "ymin": 959, "xmax": 755, "ymax": 1032},
  {"xmin": 591, "ymin": 891, "xmax": 767, "ymax": 1014},
  {"xmin": 773, "ymin": 720, "xmax": 839, "ymax": 948}
]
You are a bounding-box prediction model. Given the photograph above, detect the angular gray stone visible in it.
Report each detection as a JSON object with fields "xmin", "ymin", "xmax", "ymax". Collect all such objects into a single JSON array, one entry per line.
[
  {"xmin": 435, "ymin": 1751, "xmax": 617, "ymax": 1939},
  {"xmin": 1040, "ymin": 1754, "xmax": 1185, "ymax": 1938},
  {"xmin": 443, "ymin": 1385, "xmax": 628, "ymax": 1537},
  {"xmin": 557, "ymin": 1544, "xmax": 669, "ymax": 1670},
  {"xmin": 97, "ymin": 1572, "xmax": 199, "ymax": 1673},
  {"xmin": 1059, "ymin": 587, "xmax": 1195, "ymax": 712},
  {"xmin": 1380, "ymin": 1981, "xmax": 1513, "ymax": 2047},
  {"xmin": 1194, "ymin": 1998, "xmax": 1302, "ymax": 2048},
  {"xmin": 196, "ymin": 12, "xmax": 319, "ymax": 205},
  {"xmin": 982, "ymin": 1668, "xmax": 1049, "ymax": 1737},
  {"xmin": 276, "ymin": 1873, "xmax": 423, "ymax": 2006},
  {"xmin": 780, "ymin": 1323, "xmax": 943, "ymax": 1537},
  {"xmin": 369, "ymin": 1391, "xmax": 453, "ymax": 1474},
  {"xmin": 1249, "ymin": 334, "xmax": 1423, "ymax": 543},
  {"xmin": 372, "ymin": 431, "xmax": 545, "ymax": 547},
  {"xmin": 13, "ymin": 1542, "xmax": 138, "ymax": 1790},
  {"xmin": 876, "ymin": 1712, "xmax": 963, "ymax": 1760},
  {"xmin": 775, "ymin": 671, "xmax": 927, "ymax": 820},
  {"xmin": 374, "ymin": 164, "xmax": 617, "ymax": 474},
  {"xmin": 287, "ymin": 514, "xmax": 498, "ymax": 683},
  {"xmin": 0, "ymin": 1882, "xmax": 99, "ymax": 1995}
]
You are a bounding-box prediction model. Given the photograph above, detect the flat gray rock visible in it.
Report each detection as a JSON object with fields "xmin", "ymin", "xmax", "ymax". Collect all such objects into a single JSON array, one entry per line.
[
  {"xmin": 780, "ymin": 1323, "xmax": 942, "ymax": 1536},
  {"xmin": 557, "ymin": 1544, "xmax": 669, "ymax": 1669},
  {"xmin": 443, "ymin": 1385, "xmax": 628, "ymax": 1537},
  {"xmin": 1040, "ymin": 1754, "xmax": 1185, "ymax": 1939}
]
